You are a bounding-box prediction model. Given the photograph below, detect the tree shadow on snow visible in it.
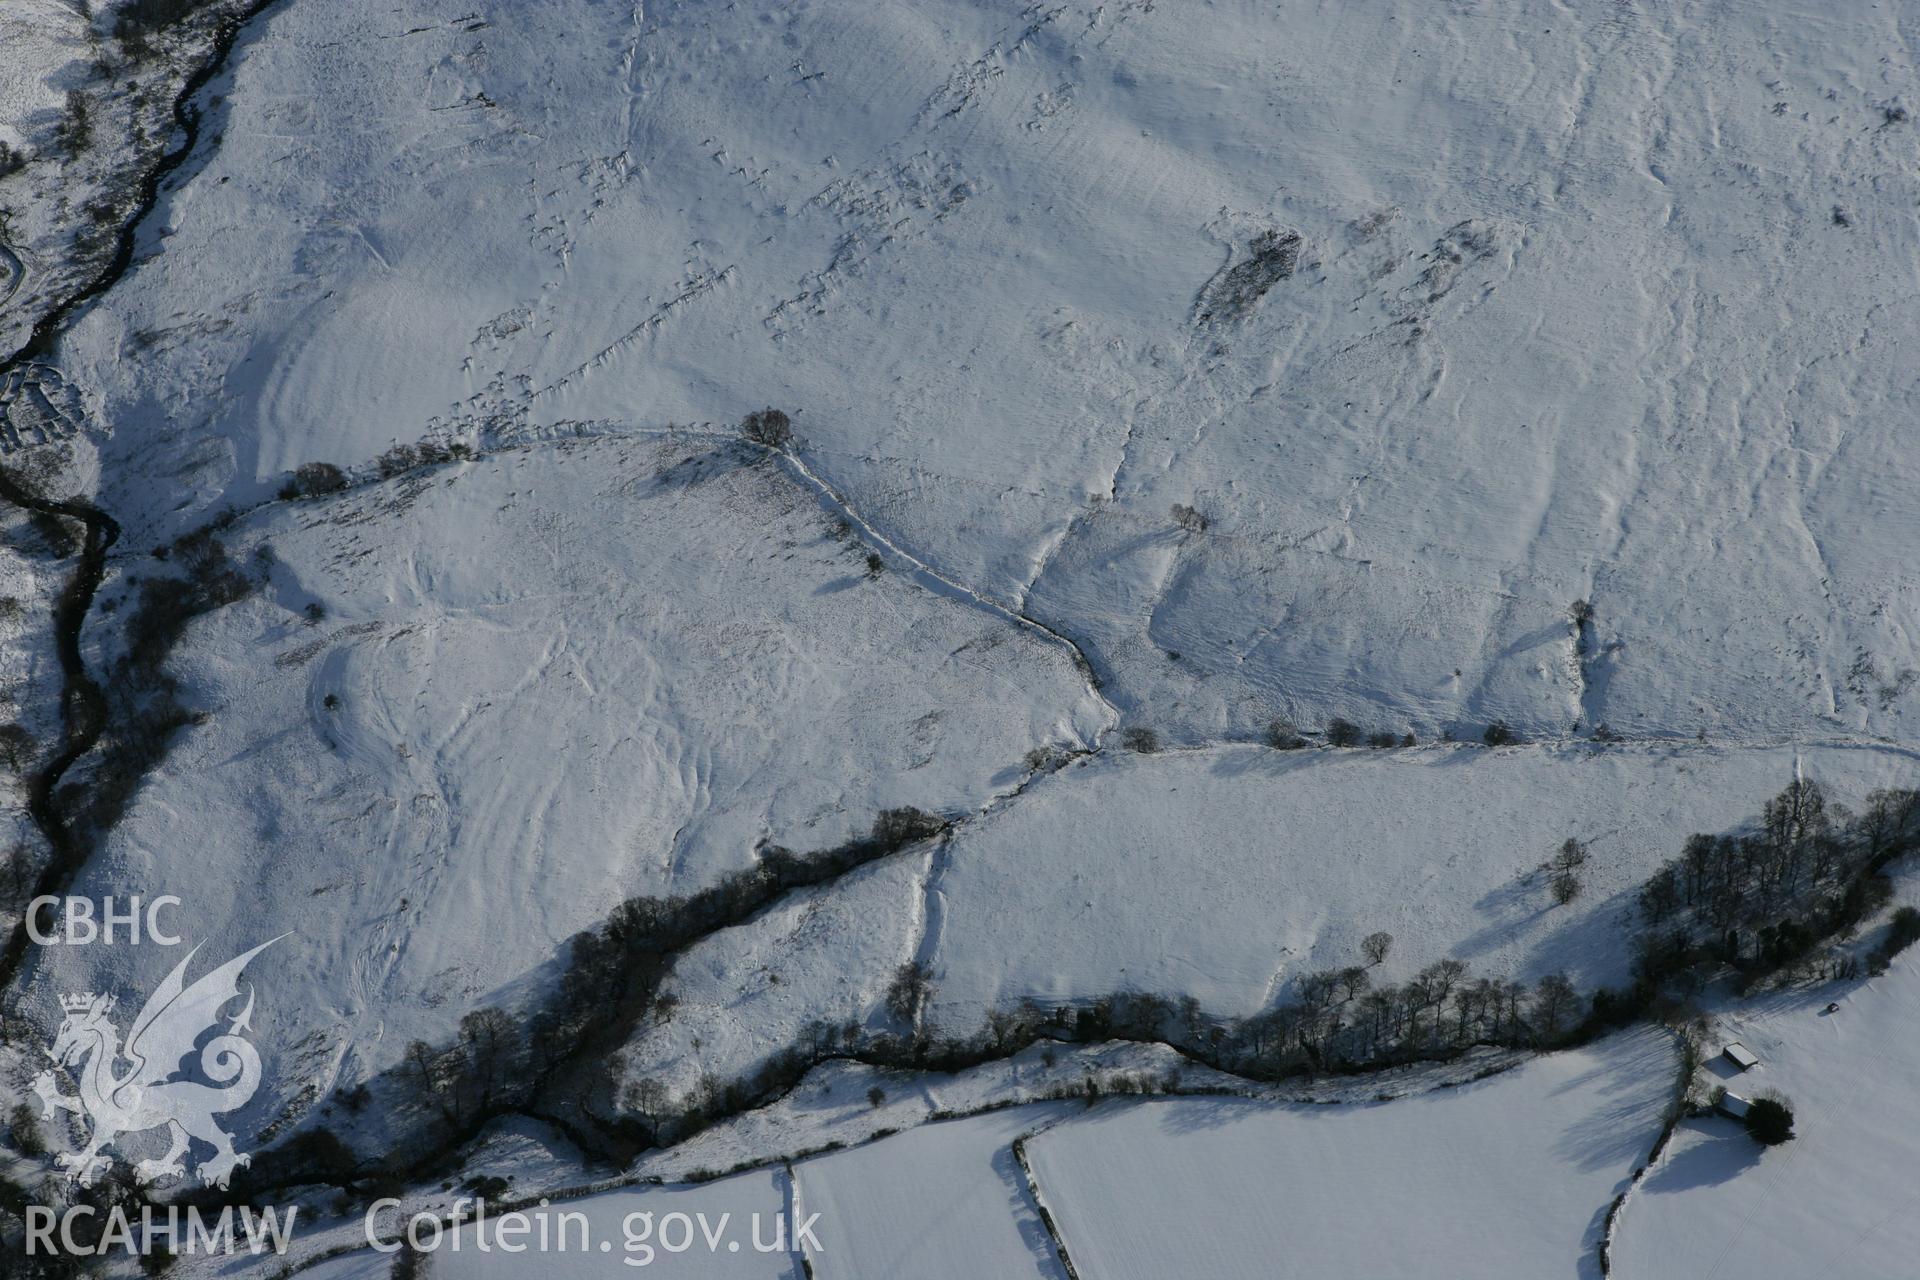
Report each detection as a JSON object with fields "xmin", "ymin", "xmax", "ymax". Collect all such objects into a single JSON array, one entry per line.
[
  {"xmin": 645, "ymin": 441, "xmax": 758, "ymax": 493},
  {"xmin": 1151, "ymin": 1095, "xmax": 1264, "ymax": 1134},
  {"xmin": 1206, "ymin": 745, "xmax": 1334, "ymax": 782},
  {"xmin": 1496, "ymin": 622, "xmax": 1573, "ymax": 660},
  {"xmin": 992, "ymin": 1142, "xmax": 1075, "ymax": 1280},
  {"xmin": 1642, "ymin": 1120, "xmax": 1763, "ymax": 1193},
  {"xmin": 1472, "ymin": 867, "xmax": 1543, "ymax": 916},
  {"xmin": 1550, "ymin": 1030, "xmax": 1678, "ymax": 1173},
  {"xmin": 1451, "ymin": 878, "xmax": 1639, "ymax": 977}
]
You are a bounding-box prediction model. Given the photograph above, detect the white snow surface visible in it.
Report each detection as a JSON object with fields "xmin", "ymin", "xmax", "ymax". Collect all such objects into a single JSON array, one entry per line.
[
  {"xmin": 619, "ymin": 847, "xmax": 930, "ymax": 1105},
  {"xmin": 11, "ymin": 0, "xmax": 1920, "ymax": 1270},
  {"xmin": 927, "ymin": 741, "xmax": 1917, "ymax": 1024},
  {"xmin": 1025, "ymin": 1028, "xmax": 1676, "ymax": 1280},
  {"xmin": 19, "ymin": 434, "xmax": 1102, "ymax": 1109},
  {"xmin": 54, "ymin": 0, "xmax": 1920, "ymax": 742},
  {"xmin": 0, "ymin": 0, "xmax": 259, "ymax": 365},
  {"xmin": 796, "ymin": 1105, "xmax": 1074, "ymax": 1280},
  {"xmin": 0, "ymin": 6, "xmax": 78, "ymax": 161},
  {"xmin": 206, "ymin": 1037, "xmax": 1540, "ymax": 1280},
  {"xmin": 1611, "ymin": 951, "xmax": 1920, "ymax": 1279}
]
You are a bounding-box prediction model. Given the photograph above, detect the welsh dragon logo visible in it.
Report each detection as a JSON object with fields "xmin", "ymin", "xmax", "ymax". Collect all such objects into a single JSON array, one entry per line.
[{"xmin": 32, "ymin": 938, "xmax": 282, "ymax": 1189}]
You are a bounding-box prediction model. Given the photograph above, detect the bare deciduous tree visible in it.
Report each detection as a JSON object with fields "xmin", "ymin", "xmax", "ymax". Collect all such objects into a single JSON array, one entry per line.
[
  {"xmin": 0, "ymin": 723, "xmax": 32, "ymax": 772},
  {"xmin": 0, "ymin": 844, "xmax": 31, "ymax": 907},
  {"xmin": 741, "ymin": 408, "xmax": 794, "ymax": 450},
  {"xmin": 885, "ymin": 961, "xmax": 931, "ymax": 1025},
  {"xmin": 402, "ymin": 1039, "xmax": 461, "ymax": 1126},
  {"xmin": 458, "ymin": 1008, "xmax": 517, "ymax": 1109},
  {"xmin": 1548, "ymin": 838, "xmax": 1589, "ymax": 906},
  {"xmin": 1361, "ymin": 931, "xmax": 1394, "ymax": 967},
  {"xmin": 1532, "ymin": 972, "xmax": 1580, "ymax": 1042}
]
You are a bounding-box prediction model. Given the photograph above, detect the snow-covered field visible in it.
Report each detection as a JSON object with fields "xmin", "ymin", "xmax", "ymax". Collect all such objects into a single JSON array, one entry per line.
[
  {"xmin": 1610, "ymin": 950, "xmax": 1920, "ymax": 1279},
  {"xmin": 19, "ymin": 434, "xmax": 1103, "ymax": 1112},
  {"xmin": 926, "ymin": 742, "xmax": 1916, "ymax": 1023},
  {"xmin": 213, "ymin": 1029, "xmax": 1664, "ymax": 1280},
  {"xmin": 797, "ymin": 1105, "xmax": 1074, "ymax": 1280},
  {"xmin": 1026, "ymin": 1029, "xmax": 1675, "ymax": 1279},
  {"xmin": 55, "ymin": 0, "xmax": 1920, "ymax": 743},
  {"xmin": 7, "ymin": 0, "xmax": 1920, "ymax": 1274},
  {"xmin": 242, "ymin": 1108, "xmax": 1072, "ymax": 1280}
]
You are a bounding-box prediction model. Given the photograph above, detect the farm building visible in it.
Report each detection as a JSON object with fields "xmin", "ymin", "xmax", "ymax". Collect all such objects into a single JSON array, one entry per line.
[{"xmin": 1722, "ymin": 1042, "xmax": 1759, "ymax": 1072}]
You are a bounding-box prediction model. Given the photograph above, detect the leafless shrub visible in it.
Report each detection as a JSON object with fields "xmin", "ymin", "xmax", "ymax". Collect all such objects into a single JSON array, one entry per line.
[
  {"xmin": 741, "ymin": 408, "xmax": 793, "ymax": 450},
  {"xmin": 287, "ymin": 462, "xmax": 348, "ymax": 498},
  {"xmin": 1264, "ymin": 720, "xmax": 1307, "ymax": 750}
]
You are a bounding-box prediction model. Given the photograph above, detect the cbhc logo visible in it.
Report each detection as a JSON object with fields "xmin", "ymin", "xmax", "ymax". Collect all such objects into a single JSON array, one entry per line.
[{"xmin": 25, "ymin": 896, "xmax": 183, "ymax": 946}]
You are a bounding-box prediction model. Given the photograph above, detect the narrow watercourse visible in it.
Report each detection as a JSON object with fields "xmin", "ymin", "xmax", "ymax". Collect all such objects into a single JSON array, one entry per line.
[{"xmin": 0, "ymin": 0, "xmax": 289, "ymax": 989}]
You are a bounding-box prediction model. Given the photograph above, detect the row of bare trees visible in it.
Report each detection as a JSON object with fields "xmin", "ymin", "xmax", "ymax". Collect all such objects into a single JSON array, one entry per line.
[
  {"xmin": 1235, "ymin": 957, "xmax": 1581, "ymax": 1071},
  {"xmin": 368, "ymin": 809, "xmax": 950, "ymax": 1155},
  {"xmin": 285, "ymin": 779, "xmax": 1920, "ymax": 1200},
  {"xmin": 400, "ymin": 1009, "xmax": 517, "ymax": 1129},
  {"xmin": 1635, "ymin": 781, "xmax": 1920, "ymax": 991},
  {"xmin": 1639, "ymin": 783, "xmax": 1916, "ymax": 946}
]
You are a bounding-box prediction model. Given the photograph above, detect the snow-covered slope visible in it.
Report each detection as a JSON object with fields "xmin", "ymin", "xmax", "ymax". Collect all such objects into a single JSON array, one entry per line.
[
  {"xmin": 588, "ymin": 738, "xmax": 1911, "ymax": 1112},
  {"xmin": 618, "ymin": 848, "xmax": 929, "ymax": 1107},
  {"xmin": 9, "ymin": 0, "xmax": 1920, "ymax": 1271},
  {"xmin": 56, "ymin": 0, "xmax": 1920, "ymax": 742},
  {"xmin": 0, "ymin": 0, "xmax": 261, "ymax": 366},
  {"xmin": 924, "ymin": 742, "xmax": 1915, "ymax": 1024},
  {"xmin": 20, "ymin": 433, "xmax": 1103, "ymax": 1114},
  {"xmin": 1611, "ymin": 951, "xmax": 1920, "ymax": 1279},
  {"xmin": 0, "ymin": 502, "xmax": 77, "ymax": 800},
  {"xmin": 1026, "ymin": 1029, "xmax": 1674, "ymax": 1280}
]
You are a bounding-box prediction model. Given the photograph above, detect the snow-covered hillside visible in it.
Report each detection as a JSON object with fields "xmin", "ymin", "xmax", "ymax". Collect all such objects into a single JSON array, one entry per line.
[
  {"xmin": 925, "ymin": 742, "xmax": 1918, "ymax": 1020},
  {"xmin": 5, "ymin": 0, "xmax": 1920, "ymax": 1275},
  {"xmin": 21, "ymin": 433, "xmax": 1104, "ymax": 1115},
  {"xmin": 618, "ymin": 849, "xmax": 930, "ymax": 1108},
  {"xmin": 0, "ymin": 0, "xmax": 261, "ymax": 366},
  {"xmin": 600, "ymin": 737, "xmax": 1911, "ymax": 1114},
  {"xmin": 1025, "ymin": 1029, "xmax": 1674, "ymax": 1279},
  {"xmin": 252, "ymin": 1028, "xmax": 1671, "ymax": 1280},
  {"xmin": 56, "ymin": 0, "xmax": 1920, "ymax": 742},
  {"xmin": 1611, "ymin": 950, "xmax": 1920, "ymax": 1278}
]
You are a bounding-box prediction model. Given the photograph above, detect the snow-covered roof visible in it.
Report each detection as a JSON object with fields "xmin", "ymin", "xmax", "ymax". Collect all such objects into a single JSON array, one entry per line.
[
  {"xmin": 1719, "ymin": 1092, "xmax": 1753, "ymax": 1120},
  {"xmin": 1723, "ymin": 1042, "xmax": 1760, "ymax": 1070}
]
